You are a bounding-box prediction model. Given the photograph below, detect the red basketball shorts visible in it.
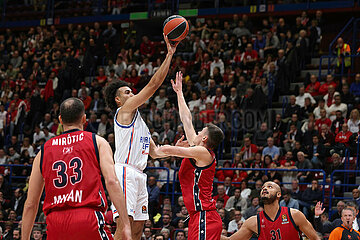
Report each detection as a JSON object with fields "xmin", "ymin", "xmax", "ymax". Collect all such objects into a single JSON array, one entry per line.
[
  {"xmin": 188, "ymin": 210, "xmax": 222, "ymax": 240},
  {"xmin": 46, "ymin": 208, "xmax": 113, "ymax": 240}
]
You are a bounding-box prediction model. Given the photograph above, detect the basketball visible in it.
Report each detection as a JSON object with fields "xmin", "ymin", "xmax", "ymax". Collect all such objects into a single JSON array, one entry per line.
[{"xmin": 163, "ymin": 15, "xmax": 189, "ymax": 45}]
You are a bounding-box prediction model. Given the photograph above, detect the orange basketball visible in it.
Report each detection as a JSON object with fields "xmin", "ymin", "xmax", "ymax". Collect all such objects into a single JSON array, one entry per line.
[{"xmin": 163, "ymin": 15, "xmax": 189, "ymax": 45}]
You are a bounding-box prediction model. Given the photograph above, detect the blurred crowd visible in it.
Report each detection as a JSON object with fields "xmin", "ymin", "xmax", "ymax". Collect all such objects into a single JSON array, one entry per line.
[{"xmin": 0, "ymin": 9, "xmax": 359, "ymax": 240}]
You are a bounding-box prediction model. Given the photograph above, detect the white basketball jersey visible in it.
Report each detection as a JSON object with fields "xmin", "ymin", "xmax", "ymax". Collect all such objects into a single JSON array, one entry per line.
[{"xmin": 114, "ymin": 108, "xmax": 151, "ymax": 171}]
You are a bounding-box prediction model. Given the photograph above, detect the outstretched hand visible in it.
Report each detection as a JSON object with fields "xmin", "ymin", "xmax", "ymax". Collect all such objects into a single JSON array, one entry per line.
[
  {"xmin": 175, "ymin": 135, "xmax": 190, "ymax": 147},
  {"xmin": 171, "ymin": 71, "xmax": 183, "ymax": 94},
  {"xmin": 164, "ymin": 33, "xmax": 179, "ymax": 55},
  {"xmin": 315, "ymin": 201, "xmax": 325, "ymax": 216}
]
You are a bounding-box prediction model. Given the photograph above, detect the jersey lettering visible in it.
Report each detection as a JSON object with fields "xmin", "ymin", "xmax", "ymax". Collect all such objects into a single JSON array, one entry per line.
[
  {"xmin": 52, "ymin": 158, "xmax": 83, "ymax": 188},
  {"xmin": 53, "ymin": 161, "xmax": 68, "ymax": 188},
  {"xmin": 69, "ymin": 158, "xmax": 83, "ymax": 185},
  {"xmin": 270, "ymin": 229, "xmax": 282, "ymax": 240}
]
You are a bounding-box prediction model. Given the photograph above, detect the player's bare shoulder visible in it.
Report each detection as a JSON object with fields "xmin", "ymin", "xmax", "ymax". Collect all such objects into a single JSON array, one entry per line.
[
  {"xmin": 245, "ymin": 215, "xmax": 259, "ymax": 234},
  {"xmin": 289, "ymin": 208, "xmax": 305, "ymax": 225}
]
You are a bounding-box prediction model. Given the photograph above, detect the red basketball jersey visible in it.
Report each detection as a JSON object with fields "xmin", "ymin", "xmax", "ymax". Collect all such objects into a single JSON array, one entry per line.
[
  {"xmin": 41, "ymin": 129, "xmax": 107, "ymax": 215},
  {"xmin": 257, "ymin": 206, "xmax": 301, "ymax": 240},
  {"xmin": 178, "ymin": 149, "xmax": 216, "ymax": 215}
]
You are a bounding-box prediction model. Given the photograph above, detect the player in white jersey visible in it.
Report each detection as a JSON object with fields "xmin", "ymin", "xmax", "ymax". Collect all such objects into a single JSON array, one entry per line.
[{"xmin": 104, "ymin": 34, "xmax": 178, "ymax": 240}]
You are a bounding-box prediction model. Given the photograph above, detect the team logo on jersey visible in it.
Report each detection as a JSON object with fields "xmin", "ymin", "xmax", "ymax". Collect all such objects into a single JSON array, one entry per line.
[
  {"xmin": 281, "ymin": 214, "xmax": 289, "ymax": 224},
  {"xmin": 142, "ymin": 205, "xmax": 147, "ymax": 214},
  {"xmin": 62, "ymin": 146, "xmax": 73, "ymax": 155}
]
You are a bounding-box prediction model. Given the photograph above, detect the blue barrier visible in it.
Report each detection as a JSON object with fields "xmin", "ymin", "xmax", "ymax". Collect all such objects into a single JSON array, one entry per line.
[
  {"xmin": 329, "ymin": 169, "xmax": 360, "ymax": 218},
  {"xmin": 145, "ymin": 167, "xmax": 170, "ymax": 196},
  {"xmin": 319, "ymin": 54, "xmax": 360, "ymax": 80},
  {"xmin": 0, "ymin": 164, "xmax": 33, "ymax": 188},
  {"xmin": 168, "ymin": 167, "xmax": 327, "ymax": 204}
]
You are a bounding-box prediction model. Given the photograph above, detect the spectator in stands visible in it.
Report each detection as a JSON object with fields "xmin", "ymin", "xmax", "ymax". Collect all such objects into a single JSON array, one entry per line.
[
  {"xmin": 330, "ymin": 200, "xmax": 345, "ymax": 222},
  {"xmin": 335, "ymin": 37, "xmax": 351, "ymax": 75},
  {"xmin": 331, "ymin": 110, "xmax": 347, "ymax": 135},
  {"xmin": 10, "ymin": 51, "xmax": 22, "ymax": 70},
  {"xmin": 154, "ymin": 89, "xmax": 168, "ymax": 110},
  {"xmin": 11, "ymin": 188, "xmax": 25, "ymax": 218},
  {"xmin": 243, "ymin": 197, "xmax": 260, "ymax": 220},
  {"xmin": 283, "ymin": 123, "xmax": 302, "ymax": 152},
  {"xmin": 296, "ymin": 86, "xmax": 316, "ymax": 107},
  {"xmin": 284, "ymin": 95, "xmax": 301, "ymax": 118},
  {"xmin": 143, "ymin": 227, "xmax": 152, "ymax": 240},
  {"xmin": 158, "ymin": 159, "xmax": 174, "ymax": 189},
  {"xmin": 299, "ymin": 179, "xmax": 322, "ymax": 218},
  {"xmin": 328, "ymin": 95, "xmax": 347, "ymax": 121},
  {"xmin": 296, "ymin": 151, "xmax": 313, "ymax": 182},
  {"xmin": 280, "ymin": 190, "xmax": 299, "ymax": 210},
  {"xmin": 210, "ymin": 52, "xmax": 224, "ymax": 78},
  {"xmin": 239, "ymin": 137, "xmax": 258, "ymax": 165},
  {"xmin": 248, "ymin": 179, "xmax": 262, "ymax": 200},
  {"xmin": 32, "ymin": 227, "xmax": 43, "ymax": 240},
  {"xmin": 352, "ymin": 188, "xmax": 360, "ymax": 206},
  {"xmin": 224, "ymin": 176, "xmax": 236, "ymax": 197},
  {"xmin": 319, "ymin": 74, "xmax": 337, "ymax": 96},
  {"xmin": 253, "ymin": 122, "xmax": 272, "ymax": 150},
  {"xmin": 208, "ymin": 87, "xmax": 226, "ymax": 110},
  {"xmin": 241, "ymin": 43, "xmax": 258, "ymax": 71},
  {"xmin": 307, "ymin": 134, "xmax": 325, "ymax": 168},
  {"xmin": 227, "ymin": 210, "xmax": 245, "ymax": 234},
  {"xmin": 139, "ymin": 57, "xmax": 153, "ymax": 76},
  {"xmin": 147, "ymin": 176, "xmax": 160, "ymax": 218},
  {"xmin": 225, "ymin": 188, "xmax": 247, "ymax": 213},
  {"xmin": 175, "ymin": 230, "xmax": 186, "ymax": 240},
  {"xmin": 350, "ymin": 73, "xmax": 360, "ymax": 103},
  {"xmin": 290, "ymin": 179, "xmax": 302, "ymax": 200},
  {"xmin": 239, "ymin": 180, "xmax": 251, "ymax": 201},
  {"xmin": 159, "ymin": 122, "xmax": 175, "ymax": 144},
  {"xmin": 140, "ymin": 35, "xmax": 155, "ymax": 59},
  {"xmin": 264, "ymin": 30, "xmax": 280, "ymax": 57},
  {"xmin": 324, "ymin": 85, "xmax": 339, "ymax": 108},
  {"xmin": 319, "ymin": 124, "xmax": 335, "ymax": 148},
  {"xmin": 306, "ymin": 74, "xmax": 321, "ymax": 97},
  {"xmin": 348, "ymin": 109, "xmax": 360, "ymax": 133},
  {"xmin": 233, "ymin": 21, "xmax": 250, "ymax": 38},
  {"xmin": 262, "ymin": 137, "xmax": 280, "ymax": 162},
  {"xmin": 214, "ymin": 185, "xmax": 230, "ymax": 206},
  {"xmin": 334, "ymin": 123, "xmax": 352, "ymax": 153},
  {"xmin": 315, "ymin": 109, "xmax": 331, "ymax": 130}
]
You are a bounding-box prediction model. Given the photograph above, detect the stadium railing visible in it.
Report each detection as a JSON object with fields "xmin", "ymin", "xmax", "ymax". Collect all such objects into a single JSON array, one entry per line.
[
  {"xmin": 0, "ymin": 164, "xmax": 33, "ymax": 188},
  {"xmin": 319, "ymin": 17, "xmax": 360, "ymax": 79},
  {"xmin": 170, "ymin": 167, "xmax": 327, "ymax": 204},
  {"xmin": 329, "ymin": 169, "xmax": 360, "ymax": 217},
  {"xmin": 145, "ymin": 167, "xmax": 171, "ymax": 196}
]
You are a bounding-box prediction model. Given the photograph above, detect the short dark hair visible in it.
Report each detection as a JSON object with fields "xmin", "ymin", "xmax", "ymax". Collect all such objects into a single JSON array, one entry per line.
[
  {"xmin": 104, "ymin": 80, "xmax": 129, "ymax": 111},
  {"xmin": 176, "ymin": 230, "xmax": 185, "ymax": 237},
  {"xmin": 60, "ymin": 98, "xmax": 85, "ymax": 124},
  {"xmin": 205, "ymin": 123, "xmax": 224, "ymax": 150}
]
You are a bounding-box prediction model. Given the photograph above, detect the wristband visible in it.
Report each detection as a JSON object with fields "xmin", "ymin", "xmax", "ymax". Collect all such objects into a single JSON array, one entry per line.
[{"xmin": 314, "ymin": 215, "xmax": 320, "ymax": 218}]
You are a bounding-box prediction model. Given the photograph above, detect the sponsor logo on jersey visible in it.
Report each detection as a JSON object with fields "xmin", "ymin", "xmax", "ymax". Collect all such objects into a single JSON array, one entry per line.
[
  {"xmin": 62, "ymin": 146, "xmax": 73, "ymax": 155},
  {"xmin": 281, "ymin": 214, "xmax": 289, "ymax": 224},
  {"xmin": 142, "ymin": 205, "xmax": 147, "ymax": 214},
  {"xmin": 51, "ymin": 189, "xmax": 83, "ymax": 205},
  {"xmin": 140, "ymin": 136, "xmax": 150, "ymax": 155}
]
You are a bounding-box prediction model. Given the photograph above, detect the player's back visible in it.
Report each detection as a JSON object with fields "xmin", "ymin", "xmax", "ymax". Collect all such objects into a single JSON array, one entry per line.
[
  {"xmin": 179, "ymin": 149, "xmax": 217, "ymax": 215},
  {"xmin": 258, "ymin": 206, "xmax": 301, "ymax": 240},
  {"xmin": 41, "ymin": 129, "xmax": 107, "ymax": 215}
]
